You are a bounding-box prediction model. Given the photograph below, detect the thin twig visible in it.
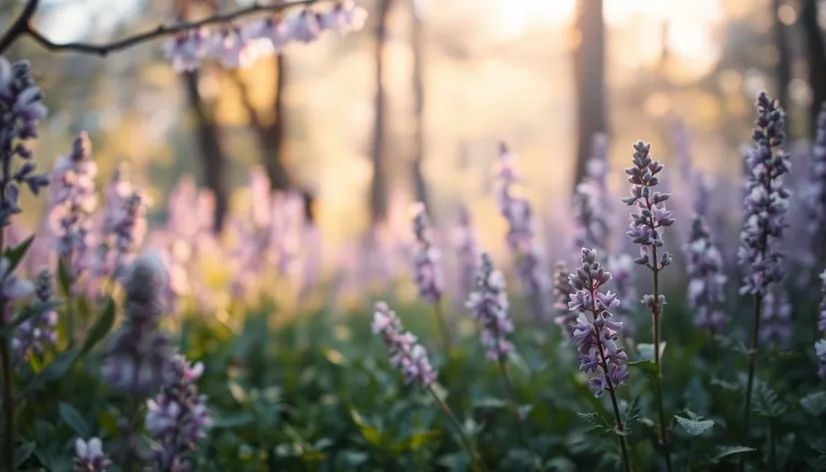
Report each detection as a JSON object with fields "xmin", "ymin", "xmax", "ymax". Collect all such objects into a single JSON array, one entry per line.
[{"xmin": 0, "ymin": 0, "xmax": 322, "ymax": 56}]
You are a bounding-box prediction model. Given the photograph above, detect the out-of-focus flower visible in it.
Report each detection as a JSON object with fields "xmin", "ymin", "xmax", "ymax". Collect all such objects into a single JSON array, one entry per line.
[
  {"xmin": 411, "ymin": 203, "xmax": 444, "ymax": 303},
  {"xmin": 289, "ymin": 9, "xmax": 322, "ymax": 43},
  {"xmin": 568, "ymin": 248, "xmax": 629, "ymax": 398},
  {"xmin": 318, "ymin": 1, "xmax": 369, "ymax": 34},
  {"xmin": 207, "ymin": 26, "xmax": 267, "ymax": 69},
  {"xmin": 453, "ymin": 205, "xmax": 479, "ymax": 299},
  {"xmin": 684, "ymin": 215, "xmax": 727, "ymax": 331},
  {"xmin": 760, "ymin": 288, "xmax": 792, "ymax": 349},
  {"xmin": 466, "ymin": 253, "xmax": 513, "ymax": 361},
  {"xmin": 0, "ymin": 256, "xmax": 33, "ymax": 302},
  {"xmin": 162, "ymin": 27, "xmax": 210, "ymax": 72},
  {"xmin": 101, "ymin": 253, "xmax": 174, "ymax": 396},
  {"xmin": 146, "ymin": 354, "xmax": 212, "ymax": 472},
  {"xmin": 553, "ymin": 261, "xmax": 576, "ymax": 337},
  {"xmin": 12, "ymin": 269, "xmax": 58, "ymax": 362},
  {"xmin": 606, "ymin": 253, "xmax": 638, "ymax": 339},
  {"xmin": 372, "ymin": 301, "xmax": 436, "ymax": 388},
  {"xmin": 804, "ymin": 103, "xmax": 826, "ymax": 260},
  {"xmin": 73, "ymin": 437, "xmax": 111, "ymax": 472}
]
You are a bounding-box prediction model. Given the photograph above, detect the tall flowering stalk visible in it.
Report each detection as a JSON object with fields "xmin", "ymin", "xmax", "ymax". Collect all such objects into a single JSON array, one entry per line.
[
  {"xmin": 623, "ymin": 140, "xmax": 675, "ymax": 472},
  {"xmin": 573, "ymin": 133, "xmax": 612, "ymax": 254},
  {"xmin": 553, "ymin": 261, "xmax": 576, "ymax": 338},
  {"xmin": 73, "ymin": 437, "xmax": 111, "ymax": 472},
  {"xmin": 759, "ymin": 288, "xmax": 792, "ymax": 349},
  {"xmin": 494, "ymin": 142, "xmax": 549, "ymax": 322},
  {"xmin": 145, "ymin": 355, "xmax": 212, "ymax": 472},
  {"xmin": 49, "ymin": 131, "xmax": 96, "ymax": 345},
  {"xmin": 0, "ymin": 55, "xmax": 49, "ymax": 472},
  {"xmin": 410, "ymin": 203, "xmax": 451, "ymax": 353},
  {"xmin": 454, "ymin": 205, "xmax": 479, "ymax": 299},
  {"xmin": 567, "ymin": 248, "xmax": 632, "ymax": 472},
  {"xmin": 738, "ymin": 93, "xmax": 791, "ymax": 449},
  {"xmin": 11, "ymin": 269, "xmax": 57, "ymax": 364},
  {"xmin": 815, "ymin": 270, "xmax": 826, "ymax": 379},
  {"xmin": 804, "ymin": 103, "xmax": 826, "ymax": 262},
  {"xmin": 683, "ymin": 215, "xmax": 727, "ymax": 335},
  {"xmin": 372, "ymin": 302, "xmax": 489, "ymax": 472},
  {"xmin": 607, "ymin": 254, "xmax": 638, "ymax": 341}
]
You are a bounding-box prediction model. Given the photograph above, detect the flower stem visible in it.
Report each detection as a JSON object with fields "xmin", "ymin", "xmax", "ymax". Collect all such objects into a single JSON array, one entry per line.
[
  {"xmin": 596, "ymin": 333, "xmax": 633, "ymax": 472},
  {"xmin": 498, "ymin": 357, "xmax": 528, "ymax": 446},
  {"xmin": 432, "ymin": 299, "xmax": 452, "ymax": 355},
  {"xmin": 0, "ymin": 227, "xmax": 15, "ymax": 472},
  {"xmin": 768, "ymin": 420, "xmax": 776, "ymax": 472},
  {"xmin": 740, "ymin": 292, "xmax": 763, "ymax": 472},
  {"xmin": 426, "ymin": 384, "xmax": 490, "ymax": 472},
  {"xmin": 650, "ymin": 246, "xmax": 672, "ymax": 472}
]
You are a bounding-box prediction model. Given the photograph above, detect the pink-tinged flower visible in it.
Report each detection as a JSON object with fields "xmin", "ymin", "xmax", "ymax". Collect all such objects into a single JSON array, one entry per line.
[
  {"xmin": 373, "ymin": 302, "xmax": 437, "ymax": 388},
  {"xmin": 246, "ymin": 17, "xmax": 293, "ymax": 52},
  {"xmin": 466, "ymin": 253, "xmax": 514, "ymax": 361},
  {"xmin": 162, "ymin": 27, "xmax": 210, "ymax": 72},
  {"xmin": 207, "ymin": 26, "xmax": 267, "ymax": 69},
  {"xmin": 288, "ymin": 9, "xmax": 322, "ymax": 43},
  {"xmin": 318, "ymin": 1, "xmax": 369, "ymax": 34},
  {"xmin": 411, "ymin": 203, "xmax": 444, "ymax": 303},
  {"xmin": 453, "ymin": 205, "xmax": 479, "ymax": 298},
  {"xmin": 73, "ymin": 437, "xmax": 111, "ymax": 472}
]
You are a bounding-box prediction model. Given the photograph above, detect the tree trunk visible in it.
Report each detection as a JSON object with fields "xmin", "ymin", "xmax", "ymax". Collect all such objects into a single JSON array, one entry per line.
[
  {"xmin": 571, "ymin": 0, "xmax": 607, "ymax": 192},
  {"xmin": 181, "ymin": 70, "xmax": 228, "ymax": 232},
  {"xmin": 773, "ymin": 0, "xmax": 791, "ymax": 115},
  {"xmin": 369, "ymin": 0, "xmax": 394, "ymax": 225},
  {"xmin": 410, "ymin": 0, "xmax": 429, "ymax": 211},
  {"xmin": 802, "ymin": 0, "xmax": 826, "ymax": 137}
]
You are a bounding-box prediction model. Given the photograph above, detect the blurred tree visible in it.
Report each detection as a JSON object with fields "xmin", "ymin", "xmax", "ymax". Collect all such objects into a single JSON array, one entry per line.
[
  {"xmin": 369, "ymin": 0, "xmax": 394, "ymax": 225},
  {"xmin": 410, "ymin": 0, "xmax": 429, "ymax": 212},
  {"xmin": 181, "ymin": 70, "xmax": 229, "ymax": 231},
  {"xmin": 802, "ymin": 0, "xmax": 826, "ymax": 137},
  {"xmin": 232, "ymin": 56, "xmax": 316, "ymax": 222},
  {"xmin": 571, "ymin": 0, "xmax": 607, "ymax": 192}
]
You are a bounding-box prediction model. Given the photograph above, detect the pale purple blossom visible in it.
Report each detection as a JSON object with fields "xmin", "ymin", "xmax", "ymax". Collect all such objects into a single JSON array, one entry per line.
[
  {"xmin": 372, "ymin": 301, "xmax": 436, "ymax": 388},
  {"xmin": 73, "ymin": 437, "xmax": 111, "ymax": 472},
  {"xmin": 317, "ymin": 1, "xmax": 369, "ymax": 34},
  {"xmin": 289, "ymin": 9, "xmax": 322, "ymax": 43},
  {"xmin": 573, "ymin": 133, "xmax": 612, "ymax": 253},
  {"xmin": 816, "ymin": 339, "xmax": 826, "ymax": 380},
  {"xmin": 568, "ymin": 248, "xmax": 630, "ymax": 398},
  {"xmin": 101, "ymin": 253, "xmax": 174, "ymax": 396},
  {"xmin": 146, "ymin": 354, "xmax": 212, "ymax": 472},
  {"xmin": 606, "ymin": 254, "xmax": 638, "ymax": 339},
  {"xmin": 0, "ymin": 256, "xmax": 33, "ymax": 303},
  {"xmin": 411, "ymin": 203, "xmax": 444, "ymax": 303},
  {"xmin": 0, "ymin": 57, "xmax": 50, "ymax": 226},
  {"xmin": 553, "ymin": 261, "xmax": 576, "ymax": 338},
  {"xmin": 207, "ymin": 26, "xmax": 267, "ymax": 69},
  {"xmin": 466, "ymin": 253, "xmax": 514, "ymax": 361},
  {"xmin": 162, "ymin": 27, "xmax": 209, "ymax": 73},
  {"xmin": 738, "ymin": 92, "xmax": 791, "ymax": 296},
  {"xmin": 453, "ymin": 205, "xmax": 479, "ymax": 298},
  {"xmin": 684, "ymin": 215, "xmax": 727, "ymax": 331},
  {"xmin": 803, "ymin": 103, "xmax": 826, "ymax": 259},
  {"xmin": 12, "ymin": 269, "xmax": 58, "ymax": 362},
  {"xmin": 817, "ymin": 269, "xmax": 826, "ymax": 379}
]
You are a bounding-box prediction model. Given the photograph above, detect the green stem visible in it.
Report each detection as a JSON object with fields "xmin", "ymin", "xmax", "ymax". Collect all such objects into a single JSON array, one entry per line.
[
  {"xmin": 0, "ymin": 226, "xmax": 15, "ymax": 472},
  {"xmin": 426, "ymin": 384, "xmax": 490, "ymax": 472},
  {"xmin": 740, "ymin": 292, "xmax": 764, "ymax": 472},
  {"xmin": 769, "ymin": 420, "xmax": 776, "ymax": 472},
  {"xmin": 650, "ymin": 246, "xmax": 672, "ymax": 472},
  {"xmin": 432, "ymin": 299, "xmax": 452, "ymax": 355},
  {"xmin": 688, "ymin": 438, "xmax": 695, "ymax": 470},
  {"xmin": 597, "ymin": 341, "xmax": 633, "ymax": 472},
  {"xmin": 498, "ymin": 358, "xmax": 528, "ymax": 446}
]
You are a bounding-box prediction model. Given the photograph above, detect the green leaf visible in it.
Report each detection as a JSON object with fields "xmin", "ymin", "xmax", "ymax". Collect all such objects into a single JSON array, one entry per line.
[
  {"xmin": 57, "ymin": 257, "xmax": 73, "ymax": 297},
  {"xmin": 708, "ymin": 446, "xmax": 755, "ymax": 463},
  {"xmin": 626, "ymin": 359, "xmax": 657, "ymax": 379},
  {"xmin": 752, "ymin": 380, "xmax": 788, "ymax": 418},
  {"xmin": 577, "ymin": 412, "xmax": 614, "ymax": 437},
  {"xmin": 227, "ymin": 381, "xmax": 250, "ymax": 406},
  {"xmin": 391, "ymin": 430, "xmax": 439, "ymax": 452},
  {"xmin": 714, "ymin": 334, "xmax": 748, "ymax": 356},
  {"xmin": 710, "ymin": 378, "xmax": 740, "ymax": 392},
  {"xmin": 518, "ymin": 404, "xmax": 534, "ymax": 421},
  {"xmin": 22, "ymin": 348, "xmax": 80, "ymax": 395},
  {"xmin": 350, "ymin": 410, "xmax": 382, "ymax": 446},
  {"xmin": 4, "ymin": 235, "xmax": 34, "ymax": 273},
  {"xmin": 337, "ymin": 450, "xmax": 368, "ymax": 467},
  {"xmin": 211, "ymin": 411, "xmax": 256, "ymax": 429},
  {"xmin": 636, "ymin": 342, "xmax": 666, "ymax": 361},
  {"xmin": 544, "ymin": 456, "xmax": 577, "ymax": 472},
  {"xmin": 14, "ymin": 441, "xmax": 35, "ymax": 467},
  {"xmin": 6, "ymin": 300, "xmax": 63, "ymax": 332},
  {"xmin": 79, "ymin": 297, "xmax": 116, "ymax": 356},
  {"xmin": 621, "ymin": 396, "xmax": 641, "ymax": 428},
  {"xmin": 473, "ymin": 397, "xmax": 508, "ymax": 409},
  {"xmin": 800, "ymin": 391, "xmax": 826, "ymax": 416},
  {"xmin": 675, "ymin": 415, "xmax": 714, "ymax": 437},
  {"xmin": 59, "ymin": 402, "xmax": 91, "ymax": 437}
]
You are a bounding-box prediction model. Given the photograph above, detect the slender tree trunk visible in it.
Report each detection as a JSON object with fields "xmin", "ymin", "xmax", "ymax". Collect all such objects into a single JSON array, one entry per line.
[
  {"xmin": 774, "ymin": 0, "xmax": 791, "ymax": 113},
  {"xmin": 181, "ymin": 70, "xmax": 228, "ymax": 232},
  {"xmin": 803, "ymin": 0, "xmax": 826, "ymax": 137},
  {"xmin": 571, "ymin": 0, "xmax": 607, "ymax": 192},
  {"xmin": 370, "ymin": 0, "xmax": 393, "ymax": 224},
  {"xmin": 410, "ymin": 0, "xmax": 429, "ymax": 211}
]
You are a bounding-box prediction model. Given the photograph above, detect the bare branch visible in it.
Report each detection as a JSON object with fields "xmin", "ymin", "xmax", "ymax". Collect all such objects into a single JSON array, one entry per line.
[{"xmin": 1, "ymin": 0, "xmax": 322, "ymax": 57}]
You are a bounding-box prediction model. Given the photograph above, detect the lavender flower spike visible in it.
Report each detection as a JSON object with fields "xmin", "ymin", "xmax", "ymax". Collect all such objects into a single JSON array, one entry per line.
[
  {"xmin": 805, "ymin": 103, "xmax": 826, "ymax": 260},
  {"xmin": 372, "ymin": 301, "xmax": 437, "ymax": 388},
  {"xmin": 739, "ymin": 92, "xmax": 791, "ymax": 447},
  {"xmin": 466, "ymin": 253, "xmax": 514, "ymax": 361},
  {"xmin": 568, "ymin": 248, "xmax": 633, "ymax": 472},
  {"xmin": 146, "ymin": 354, "xmax": 212, "ymax": 472},
  {"xmin": 411, "ymin": 203, "xmax": 444, "ymax": 303},
  {"xmin": 606, "ymin": 254, "xmax": 638, "ymax": 340},
  {"xmin": 553, "ymin": 261, "xmax": 576, "ymax": 338},
  {"xmin": 683, "ymin": 215, "xmax": 727, "ymax": 331},
  {"xmin": 12, "ymin": 269, "xmax": 58, "ymax": 362},
  {"xmin": 101, "ymin": 253, "xmax": 174, "ymax": 396},
  {"xmin": 73, "ymin": 437, "xmax": 111, "ymax": 472}
]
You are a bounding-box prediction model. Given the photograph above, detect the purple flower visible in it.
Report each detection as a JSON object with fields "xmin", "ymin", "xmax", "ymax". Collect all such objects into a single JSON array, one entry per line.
[
  {"xmin": 317, "ymin": 1, "xmax": 369, "ymax": 34},
  {"xmin": 553, "ymin": 261, "xmax": 576, "ymax": 337},
  {"xmin": 372, "ymin": 301, "xmax": 437, "ymax": 388},
  {"xmin": 466, "ymin": 253, "xmax": 513, "ymax": 361},
  {"xmin": 162, "ymin": 27, "xmax": 210, "ymax": 73},
  {"xmin": 684, "ymin": 215, "xmax": 727, "ymax": 331},
  {"xmin": 49, "ymin": 132, "xmax": 97, "ymax": 283},
  {"xmin": 0, "ymin": 256, "xmax": 33, "ymax": 302},
  {"xmin": 146, "ymin": 354, "xmax": 212, "ymax": 472},
  {"xmin": 573, "ymin": 133, "xmax": 612, "ymax": 254},
  {"xmin": 73, "ymin": 437, "xmax": 111, "ymax": 472},
  {"xmin": 289, "ymin": 9, "xmax": 322, "ymax": 43},
  {"xmin": 568, "ymin": 248, "xmax": 629, "ymax": 398},
  {"xmin": 101, "ymin": 253, "xmax": 174, "ymax": 396},
  {"xmin": 411, "ymin": 203, "xmax": 444, "ymax": 303},
  {"xmin": 247, "ymin": 17, "xmax": 293, "ymax": 52},
  {"xmin": 11, "ymin": 269, "xmax": 58, "ymax": 362},
  {"xmin": 0, "ymin": 57, "xmax": 49, "ymax": 226},
  {"xmin": 207, "ymin": 26, "xmax": 267, "ymax": 69},
  {"xmin": 738, "ymin": 92, "xmax": 791, "ymax": 296},
  {"xmin": 803, "ymin": 103, "xmax": 826, "ymax": 258},
  {"xmin": 453, "ymin": 205, "xmax": 479, "ymax": 299}
]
